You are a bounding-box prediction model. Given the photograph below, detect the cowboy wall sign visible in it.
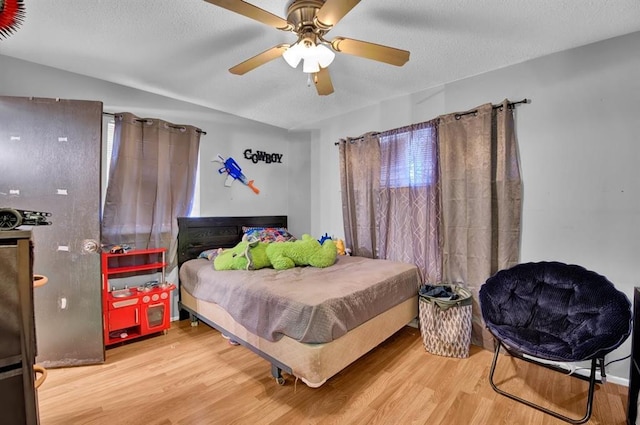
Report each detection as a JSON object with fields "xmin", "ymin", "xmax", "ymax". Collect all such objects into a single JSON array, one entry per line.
[{"xmin": 244, "ymin": 149, "xmax": 283, "ymax": 164}]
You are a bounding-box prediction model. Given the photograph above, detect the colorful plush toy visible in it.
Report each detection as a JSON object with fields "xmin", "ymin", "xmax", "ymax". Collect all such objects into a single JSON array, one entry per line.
[
  {"xmin": 213, "ymin": 233, "xmax": 338, "ymax": 271},
  {"xmin": 266, "ymin": 234, "xmax": 337, "ymax": 270},
  {"xmin": 213, "ymin": 237, "xmax": 271, "ymax": 271},
  {"xmin": 335, "ymin": 239, "xmax": 346, "ymax": 255}
]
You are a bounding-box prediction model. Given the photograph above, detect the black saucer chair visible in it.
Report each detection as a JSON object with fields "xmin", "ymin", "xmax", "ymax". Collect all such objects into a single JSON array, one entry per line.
[{"xmin": 479, "ymin": 261, "xmax": 632, "ymax": 424}]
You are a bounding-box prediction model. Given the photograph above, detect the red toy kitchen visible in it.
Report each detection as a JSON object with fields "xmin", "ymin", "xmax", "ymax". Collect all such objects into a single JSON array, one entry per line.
[{"xmin": 101, "ymin": 248, "xmax": 175, "ymax": 346}]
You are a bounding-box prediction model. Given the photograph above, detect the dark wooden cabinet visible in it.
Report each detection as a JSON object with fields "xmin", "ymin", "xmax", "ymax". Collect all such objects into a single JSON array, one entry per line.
[{"xmin": 0, "ymin": 231, "xmax": 39, "ymax": 425}]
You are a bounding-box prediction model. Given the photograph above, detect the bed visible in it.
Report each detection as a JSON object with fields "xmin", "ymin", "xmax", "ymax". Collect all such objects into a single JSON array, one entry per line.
[{"xmin": 177, "ymin": 216, "xmax": 421, "ymax": 388}]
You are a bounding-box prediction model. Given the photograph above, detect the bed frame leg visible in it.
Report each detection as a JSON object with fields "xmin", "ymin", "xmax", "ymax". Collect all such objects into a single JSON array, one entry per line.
[
  {"xmin": 271, "ymin": 364, "xmax": 286, "ymax": 386},
  {"xmin": 190, "ymin": 314, "xmax": 199, "ymax": 327}
]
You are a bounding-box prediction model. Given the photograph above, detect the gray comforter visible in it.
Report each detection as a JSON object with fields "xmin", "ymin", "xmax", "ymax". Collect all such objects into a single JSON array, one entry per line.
[{"xmin": 179, "ymin": 255, "xmax": 421, "ymax": 343}]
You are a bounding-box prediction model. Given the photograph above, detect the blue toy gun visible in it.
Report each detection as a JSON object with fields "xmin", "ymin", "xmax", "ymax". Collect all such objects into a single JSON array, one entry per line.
[{"xmin": 214, "ymin": 154, "xmax": 260, "ymax": 194}]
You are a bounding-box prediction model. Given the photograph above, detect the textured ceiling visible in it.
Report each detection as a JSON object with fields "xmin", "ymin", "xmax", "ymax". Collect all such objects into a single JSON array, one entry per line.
[{"xmin": 1, "ymin": 0, "xmax": 640, "ymax": 130}]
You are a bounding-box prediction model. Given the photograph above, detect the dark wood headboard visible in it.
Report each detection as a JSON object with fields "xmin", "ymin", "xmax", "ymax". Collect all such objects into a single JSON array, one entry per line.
[{"xmin": 177, "ymin": 216, "xmax": 288, "ymax": 267}]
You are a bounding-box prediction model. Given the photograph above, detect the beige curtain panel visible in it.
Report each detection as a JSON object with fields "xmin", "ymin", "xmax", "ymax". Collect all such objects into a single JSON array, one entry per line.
[
  {"xmin": 438, "ymin": 100, "xmax": 522, "ymax": 349},
  {"xmin": 102, "ymin": 112, "xmax": 201, "ymax": 271},
  {"xmin": 339, "ymin": 132, "xmax": 381, "ymax": 259}
]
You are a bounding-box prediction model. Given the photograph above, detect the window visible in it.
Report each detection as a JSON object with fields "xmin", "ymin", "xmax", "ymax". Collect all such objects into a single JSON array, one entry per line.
[
  {"xmin": 379, "ymin": 124, "xmax": 437, "ymax": 188},
  {"xmin": 101, "ymin": 116, "xmax": 115, "ymax": 216}
]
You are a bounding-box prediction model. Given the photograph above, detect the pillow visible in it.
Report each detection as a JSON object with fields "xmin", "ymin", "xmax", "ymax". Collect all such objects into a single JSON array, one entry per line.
[
  {"xmin": 242, "ymin": 226, "xmax": 296, "ymax": 243},
  {"xmin": 198, "ymin": 248, "xmax": 222, "ymax": 261}
]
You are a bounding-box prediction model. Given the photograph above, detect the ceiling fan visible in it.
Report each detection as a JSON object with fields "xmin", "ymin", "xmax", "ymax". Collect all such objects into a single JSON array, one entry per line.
[{"xmin": 204, "ymin": 0, "xmax": 410, "ymax": 95}]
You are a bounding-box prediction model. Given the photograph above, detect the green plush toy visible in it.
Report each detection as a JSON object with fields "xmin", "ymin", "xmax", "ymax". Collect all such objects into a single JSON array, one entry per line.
[
  {"xmin": 266, "ymin": 234, "xmax": 337, "ymax": 270},
  {"xmin": 213, "ymin": 237, "xmax": 271, "ymax": 271}
]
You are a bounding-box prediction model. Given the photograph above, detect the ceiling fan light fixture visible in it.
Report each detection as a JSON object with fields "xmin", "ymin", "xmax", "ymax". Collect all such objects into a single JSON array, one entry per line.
[
  {"xmin": 302, "ymin": 57, "xmax": 320, "ymax": 73},
  {"xmin": 283, "ymin": 43, "xmax": 303, "ymax": 68},
  {"xmin": 315, "ymin": 44, "xmax": 335, "ymax": 68},
  {"xmin": 285, "ymin": 38, "xmax": 334, "ymax": 73}
]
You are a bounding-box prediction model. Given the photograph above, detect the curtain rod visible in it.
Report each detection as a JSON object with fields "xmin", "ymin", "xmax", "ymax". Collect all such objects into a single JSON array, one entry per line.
[
  {"xmin": 334, "ymin": 98, "xmax": 529, "ymax": 145},
  {"xmin": 335, "ymin": 132, "xmax": 380, "ymax": 146},
  {"xmin": 454, "ymin": 98, "xmax": 529, "ymax": 120},
  {"xmin": 102, "ymin": 112, "xmax": 207, "ymax": 135}
]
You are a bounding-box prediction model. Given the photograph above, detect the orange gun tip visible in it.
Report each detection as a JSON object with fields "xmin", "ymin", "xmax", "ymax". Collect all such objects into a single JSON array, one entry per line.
[{"xmin": 248, "ymin": 180, "xmax": 260, "ymax": 195}]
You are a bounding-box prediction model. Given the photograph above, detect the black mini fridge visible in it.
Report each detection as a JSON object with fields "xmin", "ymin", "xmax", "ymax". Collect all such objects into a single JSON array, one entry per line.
[{"xmin": 0, "ymin": 230, "xmax": 39, "ymax": 424}]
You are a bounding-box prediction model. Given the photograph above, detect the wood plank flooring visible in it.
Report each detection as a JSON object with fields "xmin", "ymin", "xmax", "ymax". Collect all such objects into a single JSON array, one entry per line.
[{"xmin": 37, "ymin": 320, "xmax": 629, "ymax": 425}]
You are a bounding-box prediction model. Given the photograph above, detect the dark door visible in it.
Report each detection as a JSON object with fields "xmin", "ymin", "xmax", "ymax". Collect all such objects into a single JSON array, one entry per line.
[{"xmin": 0, "ymin": 96, "xmax": 104, "ymax": 367}]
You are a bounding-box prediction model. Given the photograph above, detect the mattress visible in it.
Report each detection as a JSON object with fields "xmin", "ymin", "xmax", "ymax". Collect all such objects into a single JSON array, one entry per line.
[{"xmin": 179, "ymin": 255, "xmax": 421, "ymax": 343}]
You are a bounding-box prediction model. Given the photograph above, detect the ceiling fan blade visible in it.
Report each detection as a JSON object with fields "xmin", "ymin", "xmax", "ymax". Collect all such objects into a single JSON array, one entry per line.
[
  {"xmin": 331, "ymin": 37, "xmax": 410, "ymax": 67},
  {"xmin": 315, "ymin": 0, "xmax": 361, "ymax": 29},
  {"xmin": 314, "ymin": 67, "xmax": 334, "ymax": 96},
  {"xmin": 229, "ymin": 44, "xmax": 289, "ymax": 75},
  {"xmin": 204, "ymin": 0, "xmax": 292, "ymax": 30}
]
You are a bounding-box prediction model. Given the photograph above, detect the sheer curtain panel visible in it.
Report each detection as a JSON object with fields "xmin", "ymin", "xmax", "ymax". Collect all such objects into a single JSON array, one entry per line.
[
  {"xmin": 378, "ymin": 120, "xmax": 441, "ymax": 284},
  {"xmin": 338, "ymin": 121, "xmax": 442, "ymax": 284},
  {"xmin": 102, "ymin": 112, "xmax": 201, "ymax": 271}
]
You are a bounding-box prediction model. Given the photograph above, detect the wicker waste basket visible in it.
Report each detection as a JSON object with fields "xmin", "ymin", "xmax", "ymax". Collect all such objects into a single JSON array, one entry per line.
[{"xmin": 419, "ymin": 284, "xmax": 473, "ymax": 358}]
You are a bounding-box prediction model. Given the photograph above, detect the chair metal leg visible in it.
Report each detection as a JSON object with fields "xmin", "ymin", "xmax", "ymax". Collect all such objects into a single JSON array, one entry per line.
[{"xmin": 489, "ymin": 341, "xmax": 598, "ymax": 424}]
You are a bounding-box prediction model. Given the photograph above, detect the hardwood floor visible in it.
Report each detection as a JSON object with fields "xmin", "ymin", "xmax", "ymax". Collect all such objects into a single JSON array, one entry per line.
[{"xmin": 38, "ymin": 320, "xmax": 629, "ymax": 425}]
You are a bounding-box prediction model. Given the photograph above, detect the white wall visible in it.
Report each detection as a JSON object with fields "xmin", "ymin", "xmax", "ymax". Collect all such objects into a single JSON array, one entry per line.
[{"xmin": 305, "ymin": 31, "xmax": 640, "ymax": 383}]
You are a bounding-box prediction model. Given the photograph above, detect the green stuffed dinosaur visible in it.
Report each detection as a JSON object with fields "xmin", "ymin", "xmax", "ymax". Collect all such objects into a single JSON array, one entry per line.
[
  {"xmin": 213, "ymin": 233, "xmax": 337, "ymax": 271},
  {"xmin": 266, "ymin": 234, "xmax": 337, "ymax": 270},
  {"xmin": 213, "ymin": 237, "xmax": 270, "ymax": 271}
]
